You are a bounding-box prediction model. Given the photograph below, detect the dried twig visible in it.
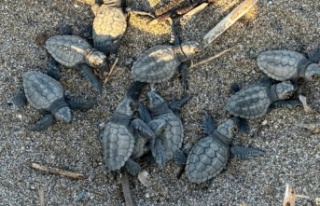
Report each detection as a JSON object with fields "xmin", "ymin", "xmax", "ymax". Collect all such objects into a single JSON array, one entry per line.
[
  {"xmin": 104, "ymin": 57, "xmax": 119, "ymax": 84},
  {"xmin": 121, "ymin": 171, "xmax": 134, "ymax": 206},
  {"xmin": 203, "ymin": 0, "xmax": 258, "ymax": 47},
  {"xmin": 31, "ymin": 163, "xmax": 86, "ymax": 180},
  {"xmin": 299, "ymin": 95, "xmax": 318, "ymax": 114},
  {"xmin": 38, "ymin": 185, "xmax": 45, "ymax": 206},
  {"xmin": 189, "ymin": 46, "xmax": 236, "ymax": 69}
]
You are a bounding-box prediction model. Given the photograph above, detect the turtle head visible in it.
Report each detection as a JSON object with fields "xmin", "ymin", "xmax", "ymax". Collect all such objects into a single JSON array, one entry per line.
[
  {"xmin": 86, "ymin": 49, "xmax": 108, "ymax": 69},
  {"xmin": 216, "ymin": 119, "xmax": 235, "ymax": 143},
  {"xmin": 178, "ymin": 41, "xmax": 201, "ymax": 62},
  {"xmin": 116, "ymin": 97, "xmax": 134, "ymax": 116},
  {"xmin": 275, "ymin": 82, "xmax": 295, "ymax": 100},
  {"xmin": 54, "ymin": 106, "xmax": 72, "ymax": 123},
  {"xmin": 147, "ymin": 90, "xmax": 165, "ymax": 108},
  {"xmin": 305, "ymin": 64, "xmax": 320, "ymax": 81}
]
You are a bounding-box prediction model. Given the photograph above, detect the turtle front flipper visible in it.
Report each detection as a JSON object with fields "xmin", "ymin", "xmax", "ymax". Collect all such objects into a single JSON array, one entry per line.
[
  {"xmin": 124, "ymin": 158, "xmax": 141, "ymax": 176},
  {"xmin": 235, "ymin": 117, "xmax": 250, "ymax": 134},
  {"xmin": 75, "ymin": 64, "xmax": 102, "ymax": 94},
  {"xmin": 168, "ymin": 93, "xmax": 191, "ymax": 114},
  {"xmin": 47, "ymin": 56, "xmax": 61, "ymax": 80},
  {"xmin": 307, "ymin": 43, "xmax": 320, "ymax": 63},
  {"xmin": 202, "ymin": 110, "xmax": 216, "ymax": 136},
  {"xmin": 131, "ymin": 118, "xmax": 155, "ymax": 140},
  {"xmin": 151, "ymin": 138, "xmax": 166, "ymax": 167},
  {"xmin": 138, "ymin": 103, "xmax": 152, "ymax": 123},
  {"xmin": 28, "ymin": 113, "xmax": 55, "ymax": 131},
  {"xmin": 269, "ymin": 99, "xmax": 302, "ymax": 111},
  {"xmin": 230, "ymin": 145, "xmax": 264, "ymax": 159},
  {"xmin": 65, "ymin": 96, "xmax": 96, "ymax": 111},
  {"xmin": 12, "ymin": 89, "xmax": 27, "ymax": 108}
]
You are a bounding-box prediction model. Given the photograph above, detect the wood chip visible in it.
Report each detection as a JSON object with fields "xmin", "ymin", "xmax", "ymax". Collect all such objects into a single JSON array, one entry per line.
[
  {"xmin": 138, "ymin": 170, "xmax": 152, "ymax": 187},
  {"xmin": 180, "ymin": 3, "xmax": 208, "ymax": 26},
  {"xmin": 38, "ymin": 185, "xmax": 45, "ymax": 206},
  {"xmin": 31, "ymin": 163, "xmax": 86, "ymax": 180},
  {"xmin": 282, "ymin": 184, "xmax": 310, "ymax": 206},
  {"xmin": 203, "ymin": 0, "xmax": 258, "ymax": 46},
  {"xmin": 299, "ymin": 95, "xmax": 318, "ymax": 114}
]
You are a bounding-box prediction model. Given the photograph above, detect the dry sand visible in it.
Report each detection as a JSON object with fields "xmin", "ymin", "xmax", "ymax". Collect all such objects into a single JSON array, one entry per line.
[{"xmin": 1, "ymin": 0, "xmax": 320, "ymax": 205}]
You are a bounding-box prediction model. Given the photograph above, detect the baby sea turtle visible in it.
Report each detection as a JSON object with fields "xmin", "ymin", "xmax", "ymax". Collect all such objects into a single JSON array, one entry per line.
[
  {"xmin": 257, "ymin": 47, "xmax": 320, "ymax": 81},
  {"xmin": 131, "ymin": 41, "xmax": 200, "ymax": 89},
  {"xmin": 185, "ymin": 112, "xmax": 264, "ymax": 184},
  {"xmin": 12, "ymin": 71, "xmax": 95, "ymax": 131},
  {"xmin": 45, "ymin": 35, "xmax": 107, "ymax": 93},
  {"xmin": 138, "ymin": 90, "xmax": 191, "ymax": 167},
  {"xmin": 101, "ymin": 82, "xmax": 155, "ymax": 176},
  {"xmin": 225, "ymin": 81, "xmax": 297, "ymax": 120},
  {"xmin": 91, "ymin": 0, "xmax": 127, "ymax": 53}
]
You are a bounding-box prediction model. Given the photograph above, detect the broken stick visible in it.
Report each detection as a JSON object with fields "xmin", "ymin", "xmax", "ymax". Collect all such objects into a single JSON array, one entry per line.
[
  {"xmin": 203, "ymin": 0, "xmax": 258, "ymax": 46},
  {"xmin": 121, "ymin": 171, "xmax": 134, "ymax": 206},
  {"xmin": 31, "ymin": 163, "xmax": 86, "ymax": 180}
]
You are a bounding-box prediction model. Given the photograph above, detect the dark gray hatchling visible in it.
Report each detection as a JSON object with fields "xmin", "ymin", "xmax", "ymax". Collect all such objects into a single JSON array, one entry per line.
[
  {"xmin": 257, "ymin": 48, "xmax": 320, "ymax": 81},
  {"xmin": 185, "ymin": 112, "xmax": 264, "ymax": 184},
  {"xmin": 45, "ymin": 35, "xmax": 107, "ymax": 93},
  {"xmin": 225, "ymin": 81, "xmax": 297, "ymax": 120},
  {"xmin": 12, "ymin": 71, "xmax": 95, "ymax": 131},
  {"xmin": 131, "ymin": 41, "xmax": 200, "ymax": 88},
  {"xmin": 139, "ymin": 89, "xmax": 191, "ymax": 167},
  {"xmin": 101, "ymin": 82, "xmax": 155, "ymax": 176},
  {"xmin": 91, "ymin": 0, "xmax": 127, "ymax": 53}
]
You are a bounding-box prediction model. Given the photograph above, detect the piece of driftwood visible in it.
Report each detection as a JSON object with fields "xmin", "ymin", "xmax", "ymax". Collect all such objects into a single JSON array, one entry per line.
[
  {"xmin": 203, "ymin": 0, "xmax": 258, "ymax": 46},
  {"xmin": 121, "ymin": 171, "xmax": 134, "ymax": 206},
  {"xmin": 31, "ymin": 163, "xmax": 86, "ymax": 179}
]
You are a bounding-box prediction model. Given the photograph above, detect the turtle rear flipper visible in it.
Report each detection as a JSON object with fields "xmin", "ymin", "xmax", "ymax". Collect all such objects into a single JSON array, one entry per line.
[
  {"xmin": 28, "ymin": 113, "xmax": 55, "ymax": 131},
  {"xmin": 124, "ymin": 158, "xmax": 141, "ymax": 176},
  {"xmin": 173, "ymin": 149, "xmax": 187, "ymax": 166},
  {"xmin": 65, "ymin": 96, "xmax": 96, "ymax": 111},
  {"xmin": 151, "ymin": 138, "xmax": 166, "ymax": 167},
  {"xmin": 230, "ymin": 145, "xmax": 264, "ymax": 159},
  {"xmin": 307, "ymin": 43, "xmax": 320, "ymax": 63},
  {"xmin": 12, "ymin": 89, "xmax": 27, "ymax": 108},
  {"xmin": 75, "ymin": 64, "xmax": 102, "ymax": 94}
]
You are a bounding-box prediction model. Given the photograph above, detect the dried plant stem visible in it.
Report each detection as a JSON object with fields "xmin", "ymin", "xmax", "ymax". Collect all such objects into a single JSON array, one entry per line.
[
  {"xmin": 104, "ymin": 57, "xmax": 119, "ymax": 84},
  {"xmin": 189, "ymin": 46, "xmax": 236, "ymax": 69},
  {"xmin": 31, "ymin": 163, "xmax": 86, "ymax": 180}
]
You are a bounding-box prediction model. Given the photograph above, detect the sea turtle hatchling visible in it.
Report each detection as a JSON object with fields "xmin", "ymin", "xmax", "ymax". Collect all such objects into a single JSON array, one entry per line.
[
  {"xmin": 131, "ymin": 41, "xmax": 200, "ymax": 89},
  {"xmin": 91, "ymin": 0, "xmax": 127, "ymax": 53},
  {"xmin": 45, "ymin": 35, "xmax": 107, "ymax": 93},
  {"xmin": 138, "ymin": 89, "xmax": 191, "ymax": 167},
  {"xmin": 185, "ymin": 112, "xmax": 264, "ymax": 184},
  {"xmin": 257, "ymin": 47, "xmax": 320, "ymax": 81},
  {"xmin": 101, "ymin": 81, "xmax": 155, "ymax": 176},
  {"xmin": 12, "ymin": 71, "xmax": 95, "ymax": 131},
  {"xmin": 225, "ymin": 81, "xmax": 298, "ymax": 120}
]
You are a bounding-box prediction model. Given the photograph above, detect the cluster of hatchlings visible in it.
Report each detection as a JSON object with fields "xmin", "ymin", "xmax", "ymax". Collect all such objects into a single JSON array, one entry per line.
[{"xmin": 12, "ymin": 0, "xmax": 320, "ymax": 185}]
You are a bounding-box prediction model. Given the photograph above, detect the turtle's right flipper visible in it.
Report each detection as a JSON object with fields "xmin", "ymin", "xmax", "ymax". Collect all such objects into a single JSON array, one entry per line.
[{"xmin": 76, "ymin": 64, "xmax": 102, "ymax": 94}]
